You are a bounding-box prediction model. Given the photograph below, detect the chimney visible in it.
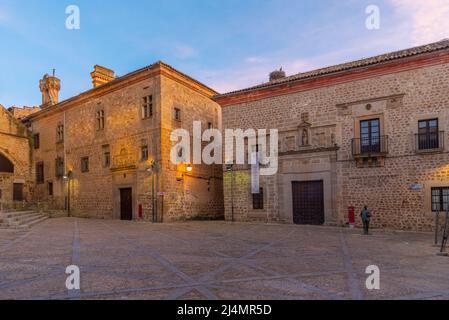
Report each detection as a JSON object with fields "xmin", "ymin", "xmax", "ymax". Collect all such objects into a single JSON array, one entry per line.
[
  {"xmin": 269, "ymin": 68, "xmax": 286, "ymax": 82},
  {"xmin": 90, "ymin": 65, "xmax": 115, "ymax": 88},
  {"xmin": 39, "ymin": 73, "xmax": 61, "ymax": 108}
]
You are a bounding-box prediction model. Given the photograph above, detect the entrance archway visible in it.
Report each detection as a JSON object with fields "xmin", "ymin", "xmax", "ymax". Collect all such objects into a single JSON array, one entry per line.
[{"xmin": 0, "ymin": 154, "xmax": 14, "ymax": 173}]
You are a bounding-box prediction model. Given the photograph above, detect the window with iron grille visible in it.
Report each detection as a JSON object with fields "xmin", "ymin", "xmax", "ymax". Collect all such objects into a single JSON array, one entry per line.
[
  {"xmin": 48, "ymin": 182, "xmax": 53, "ymax": 196},
  {"xmin": 36, "ymin": 162, "xmax": 44, "ymax": 184},
  {"xmin": 96, "ymin": 110, "xmax": 105, "ymax": 130},
  {"xmin": 13, "ymin": 183, "xmax": 23, "ymax": 201},
  {"xmin": 142, "ymin": 95, "xmax": 153, "ymax": 119},
  {"xmin": 34, "ymin": 133, "xmax": 40, "ymax": 149},
  {"xmin": 56, "ymin": 124, "xmax": 64, "ymax": 143},
  {"xmin": 252, "ymin": 188, "xmax": 264, "ymax": 210},
  {"xmin": 81, "ymin": 157, "xmax": 89, "ymax": 173},
  {"xmin": 141, "ymin": 145, "xmax": 149, "ymax": 161},
  {"xmin": 55, "ymin": 157, "xmax": 64, "ymax": 177},
  {"xmin": 174, "ymin": 108, "xmax": 181, "ymax": 121},
  {"xmin": 418, "ymin": 119, "xmax": 439, "ymax": 150},
  {"xmin": 103, "ymin": 151, "xmax": 110, "ymax": 168},
  {"xmin": 431, "ymin": 187, "xmax": 449, "ymax": 212}
]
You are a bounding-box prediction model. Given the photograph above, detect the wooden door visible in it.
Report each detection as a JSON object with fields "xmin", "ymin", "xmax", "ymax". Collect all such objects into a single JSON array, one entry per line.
[
  {"xmin": 120, "ymin": 188, "xmax": 133, "ymax": 221},
  {"xmin": 292, "ymin": 181, "xmax": 324, "ymax": 225}
]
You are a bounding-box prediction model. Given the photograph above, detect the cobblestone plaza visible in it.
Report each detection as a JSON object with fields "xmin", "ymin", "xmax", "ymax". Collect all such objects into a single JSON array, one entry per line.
[{"xmin": 1, "ymin": 218, "xmax": 448, "ymax": 300}]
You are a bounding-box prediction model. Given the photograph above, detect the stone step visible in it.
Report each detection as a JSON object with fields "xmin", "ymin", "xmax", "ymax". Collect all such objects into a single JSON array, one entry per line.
[
  {"xmin": 8, "ymin": 212, "xmax": 43, "ymax": 223},
  {"xmin": 21, "ymin": 216, "xmax": 48, "ymax": 229},
  {"xmin": 0, "ymin": 210, "xmax": 48, "ymax": 229},
  {"xmin": 1, "ymin": 210, "xmax": 37, "ymax": 219},
  {"xmin": 8, "ymin": 214, "xmax": 46, "ymax": 226}
]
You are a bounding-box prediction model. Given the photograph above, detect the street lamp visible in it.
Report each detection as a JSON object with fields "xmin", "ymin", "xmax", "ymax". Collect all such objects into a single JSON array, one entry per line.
[
  {"xmin": 63, "ymin": 170, "xmax": 73, "ymax": 217},
  {"xmin": 226, "ymin": 163, "xmax": 234, "ymax": 222},
  {"xmin": 147, "ymin": 160, "xmax": 157, "ymax": 223}
]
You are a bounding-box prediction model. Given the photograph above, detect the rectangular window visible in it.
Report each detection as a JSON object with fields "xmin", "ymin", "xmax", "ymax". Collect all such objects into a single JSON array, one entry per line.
[
  {"xmin": 207, "ymin": 122, "xmax": 213, "ymax": 129},
  {"xmin": 252, "ymin": 188, "xmax": 264, "ymax": 210},
  {"xmin": 96, "ymin": 110, "xmax": 105, "ymax": 130},
  {"xmin": 141, "ymin": 146, "xmax": 149, "ymax": 161},
  {"xmin": 81, "ymin": 157, "xmax": 89, "ymax": 173},
  {"xmin": 360, "ymin": 118, "xmax": 380, "ymax": 153},
  {"xmin": 56, "ymin": 124, "xmax": 64, "ymax": 143},
  {"xmin": 36, "ymin": 162, "xmax": 44, "ymax": 184},
  {"xmin": 13, "ymin": 183, "xmax": 23, "ymax": 201},
  {"xmin": 174, "ymin": 108, "xmax": 181, "ymax": 121},
  {"xmin": 34, "ymin": 134, "xmax": 40, "ymax": 149},
  {"xmin": 418, "ymin": 119, "xmax": 439, "ymax": 150},
  {"xmin": 55, "ymin": 157, "xmax": 64, "ymax": 177},
  {"xmin": 431, "ymin": 187, "xmax": 449, "ymax": 212},
  {"xmin": 48, "ymin": 182, "xmax": 53, "ymax": 196},
  {"xmin": 142, "ymin": 95, "xmax": 153, "ymax": 119}
]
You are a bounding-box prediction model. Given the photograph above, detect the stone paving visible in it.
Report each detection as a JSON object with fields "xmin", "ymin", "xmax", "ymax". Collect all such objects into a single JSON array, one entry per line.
[{"xmin": 0, "ymin": 218, "xmax": 448, "ymax": 300}]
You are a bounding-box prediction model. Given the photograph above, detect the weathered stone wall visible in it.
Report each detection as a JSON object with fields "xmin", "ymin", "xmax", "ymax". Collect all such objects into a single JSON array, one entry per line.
[
  {"xmin": 336, "ymin": 62, "xmax": 449, "ymax": 231},
  {"xmin": 159, "ymin": 73, "xmax": 224, "ymax": 222},
  {"xmin": 0, "ymin": 106, "xmax": 33, "ymax": 209},
  {"xmin": 28, "ymin": 63, "xmax": 224, "ymax": 221},
  {"xmin": 30, "ymin": 73, "xmax": 162, "ymax": 219}
]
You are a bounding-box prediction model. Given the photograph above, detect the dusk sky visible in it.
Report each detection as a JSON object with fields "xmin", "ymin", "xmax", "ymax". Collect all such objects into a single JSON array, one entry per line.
[{"xmin": 0, "ymin": 0, "xmax": 448, "ymax": 107}]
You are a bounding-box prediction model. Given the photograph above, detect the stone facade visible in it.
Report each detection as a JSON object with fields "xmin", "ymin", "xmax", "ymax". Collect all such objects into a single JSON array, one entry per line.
[
  {"xmin": 7, "ymin": 106, "xmax": 41, "ymax": 120},
  {"xmin": 215, "ymin": 40, "xmax": 449, "ymax": 231},
  {"xmin": 0, "ymin": 105, "xmax": 33, "ymax": 209},
  {"xmin": 24, "ymin": 62, "xmax": 223, "ymax": 221}
]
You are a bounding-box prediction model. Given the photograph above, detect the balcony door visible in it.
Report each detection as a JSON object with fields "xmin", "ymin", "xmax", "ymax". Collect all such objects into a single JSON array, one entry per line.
[
  {"xmin": 360, "ymin": 118, "xmax": 380, "ymax": 153},
  {"xmin": 418, "ymin": 119, "xmax": 439, "ymax": 150}
]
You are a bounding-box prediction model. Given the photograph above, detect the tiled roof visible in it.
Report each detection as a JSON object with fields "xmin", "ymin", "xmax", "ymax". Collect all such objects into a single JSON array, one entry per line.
[
  {"xmin": 25, "ymin": 61, "xmax": 217, "ymax": 121},
  {"xmin": 216, "ymin": 39, "xmax": 449, "ymax": 98}
]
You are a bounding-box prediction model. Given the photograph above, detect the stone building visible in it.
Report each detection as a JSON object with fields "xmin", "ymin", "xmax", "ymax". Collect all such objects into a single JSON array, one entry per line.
[
  {"xmin": 0, "ymin": 105, "xmax": 33, "ymax": 209},
  {"xmin": 214, "ymin": 40, "xmax": 449, "ymax": 231},
  {"xmin": 7, "ymin": 106, "xmax": 41, "ymax": 120},
  {"xmin": 23, "ymin": 62, "xmax": 224, "ymax": 221}
]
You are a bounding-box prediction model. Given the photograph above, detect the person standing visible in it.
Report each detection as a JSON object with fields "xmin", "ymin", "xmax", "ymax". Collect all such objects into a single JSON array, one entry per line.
[{"xmin": 361, "ymin": 206, "xmax": 371, "ymax": 235}]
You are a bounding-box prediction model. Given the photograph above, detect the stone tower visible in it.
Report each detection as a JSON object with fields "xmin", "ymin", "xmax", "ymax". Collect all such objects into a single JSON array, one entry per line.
[{"xmin": 39, "ymin": 74, "xmax": 61, "ymax": 108}]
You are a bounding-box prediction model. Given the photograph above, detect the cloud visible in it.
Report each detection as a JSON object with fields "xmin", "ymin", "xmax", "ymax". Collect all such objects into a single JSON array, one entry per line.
[
  {"xmin": 245, "ymin": 56, "xmax": 268, "ymax": 64},
  {"xmin": 204, "ymin": 43, "xmax": 397, "ymax": 94},
  {"xmin": 388, "ymin": 0, "xmax": 449, "ymax": 45},
  {"xmin": 201, "ymin": 57, "xmax": 317, "ymax": 94},
  {"xmin": 0, "ymin": 7, "xmax": 10, "ymax": 25},
  {"xmin": 173, "ymin": 44, "xmax": 197, "ymax": 59}
]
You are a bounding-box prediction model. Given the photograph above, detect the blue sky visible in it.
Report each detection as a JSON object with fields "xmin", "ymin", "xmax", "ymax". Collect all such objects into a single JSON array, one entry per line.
[{"xmin": 0, "ymin": 0, "xmax": 448, "ymax": 107}]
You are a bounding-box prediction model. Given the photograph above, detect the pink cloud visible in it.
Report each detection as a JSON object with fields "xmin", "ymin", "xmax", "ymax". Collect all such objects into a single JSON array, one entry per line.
[{"xmin": 389, "ymin": 0, "xmax": 449, "ymax": 45}]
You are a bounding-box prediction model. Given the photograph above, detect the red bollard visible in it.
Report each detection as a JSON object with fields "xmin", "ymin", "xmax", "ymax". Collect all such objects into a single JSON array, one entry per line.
[{"xmin": 348, "ymin": 206, "xmax": 355, "ymax": 228}]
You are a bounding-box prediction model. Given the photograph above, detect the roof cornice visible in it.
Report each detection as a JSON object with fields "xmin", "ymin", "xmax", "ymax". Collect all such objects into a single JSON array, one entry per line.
[{"xmin": 214, "ymin": 40, "xmax": 449, "ymax": 106}]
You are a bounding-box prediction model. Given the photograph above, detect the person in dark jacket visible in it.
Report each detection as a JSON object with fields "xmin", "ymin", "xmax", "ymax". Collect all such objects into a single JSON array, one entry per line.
[{"xmin": 361, "ymin": 206, "xmax": 371, "ymax": 235}]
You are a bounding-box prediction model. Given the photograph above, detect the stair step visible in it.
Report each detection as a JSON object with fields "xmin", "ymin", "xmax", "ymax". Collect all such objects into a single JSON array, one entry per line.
[
  {"xmin": 21, "ymin": 216, "xmax": 48, "ymax": 228},
  {"xmin": 8, "ymin": 214, "xmax": 46, "ymax": 226},
  {"xmin": 9, "ymin": 216, "xmax": 48, "ymax": 229},
  {"xmin": 2, "ymin": 211, "xmax": 37, "ymax": 219},
  {"xmin": 8, "ymin": 212, "xmax": 43, "ymax": 223},
  {"xmin": 0, "ymin": 209, "xmax": 48, "ymax": 229}
]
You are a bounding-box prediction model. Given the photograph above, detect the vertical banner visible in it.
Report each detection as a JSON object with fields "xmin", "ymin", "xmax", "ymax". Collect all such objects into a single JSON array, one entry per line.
[{"xmin": 251, "ymin": 151, "xmax": 260, "ymax": 194}]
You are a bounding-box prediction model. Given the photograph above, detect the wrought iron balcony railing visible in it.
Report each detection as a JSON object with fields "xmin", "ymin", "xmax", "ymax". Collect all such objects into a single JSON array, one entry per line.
[
  {"xmin": 352, "ymin": 135, "xmax": 389, "ymax": 157},
  {"xmin": 415, "ymin": 131, "xmax": 444, "ymax": 152}
]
